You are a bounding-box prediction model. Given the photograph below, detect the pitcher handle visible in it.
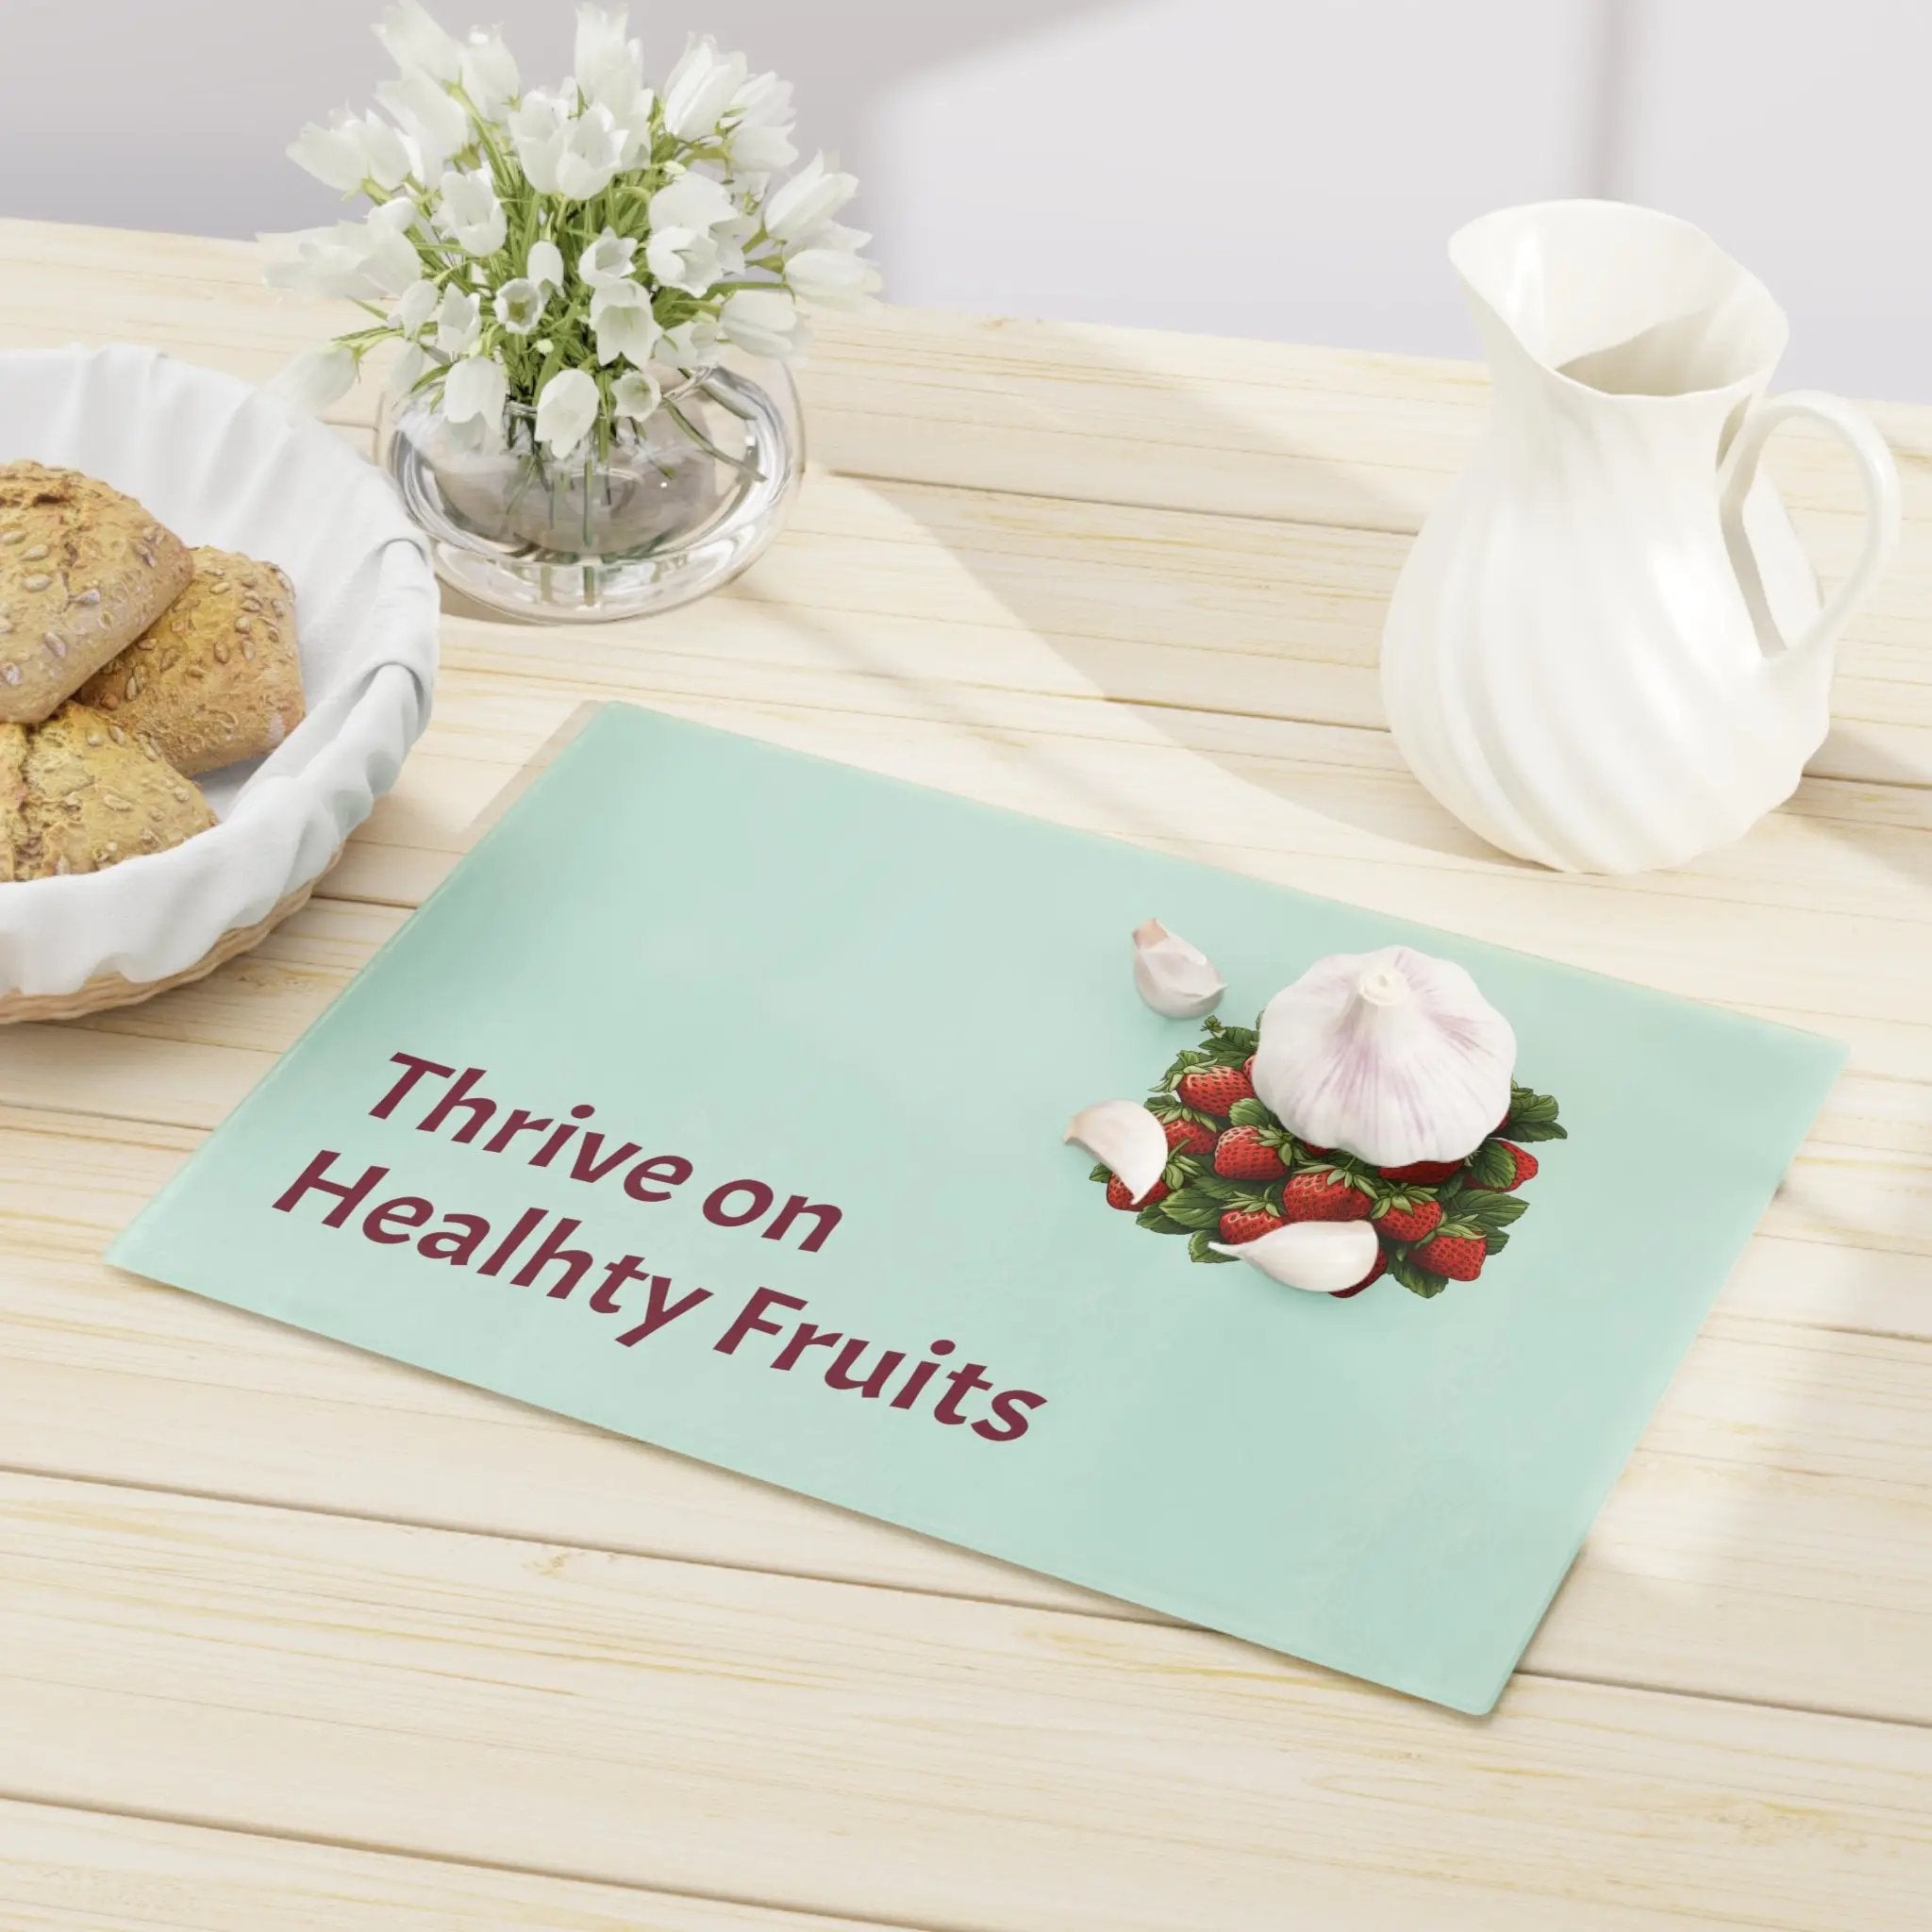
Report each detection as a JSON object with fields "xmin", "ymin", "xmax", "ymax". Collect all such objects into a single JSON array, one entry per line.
[{"xmin": 1719, "ymin": 390, "xmax": 1901, "ymax": 662}]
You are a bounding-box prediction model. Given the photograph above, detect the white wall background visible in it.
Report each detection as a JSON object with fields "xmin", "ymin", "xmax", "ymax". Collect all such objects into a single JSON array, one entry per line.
[{"xmin": 1, "ymin": 0, "xmax": 1925, "ymax": 396}]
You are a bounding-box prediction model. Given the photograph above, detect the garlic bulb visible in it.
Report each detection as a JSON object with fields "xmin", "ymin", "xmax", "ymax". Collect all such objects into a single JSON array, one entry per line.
[
  {"xmin": 1211, "ymin": 1219, "xmax": 1379, "ymax": 1292},
  {"xmin": 1131, "ymin": 918, "xmax": 1224, "ymax": 1019},
  {"xmin": 1252, "ymin": 944, "xmax": 1515, "ymax": 1168},
  {"xmin": 1064, "ymin": 1100, "xmax": 1169, "ymax": 1207}
]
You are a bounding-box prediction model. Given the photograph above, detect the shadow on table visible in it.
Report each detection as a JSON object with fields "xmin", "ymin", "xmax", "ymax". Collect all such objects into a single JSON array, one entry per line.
[{"xmin": 805, "ymin": 311, "xmax": 1509, "ymax": 869}]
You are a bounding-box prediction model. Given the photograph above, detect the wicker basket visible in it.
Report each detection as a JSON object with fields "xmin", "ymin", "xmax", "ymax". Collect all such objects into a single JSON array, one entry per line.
[{"xmin": 0, "ymin": 874, "xmax": 325, "ymax": 1025}]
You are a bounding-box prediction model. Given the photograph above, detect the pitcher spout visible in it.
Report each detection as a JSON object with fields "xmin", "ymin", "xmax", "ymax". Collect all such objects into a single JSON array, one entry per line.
[{"xmin": 1450, "ymin": 201, "xmax": 1788, "ymax": 409}]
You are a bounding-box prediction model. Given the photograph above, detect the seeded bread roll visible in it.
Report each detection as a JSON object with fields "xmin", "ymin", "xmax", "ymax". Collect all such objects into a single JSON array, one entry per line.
[
  {"xmin": 77, "ymin": 546, "xmax": 304, "ymax": 775},
  {"xmin": 0, "ymin": 462, "xmax": 192, "ymax": 725},
  {"xmin": 0, "ymin": 701, "xmax": 214, "ymax": 882}
]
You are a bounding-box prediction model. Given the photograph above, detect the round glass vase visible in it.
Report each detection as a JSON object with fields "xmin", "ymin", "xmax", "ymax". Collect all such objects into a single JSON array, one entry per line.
[{"xmin": 378, "ymin": 359, "xmax": 803, "ymax": 622}]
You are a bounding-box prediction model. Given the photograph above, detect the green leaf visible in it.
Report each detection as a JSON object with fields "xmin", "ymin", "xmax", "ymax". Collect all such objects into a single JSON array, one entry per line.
[
  {"xmin": 1088, "ymin": 1162, "xmax": 1111, "ymax": 1184},
  {"xmin": 1189, "ymin": 1229, "xmax": 1237, "ymax": 1265},
  {"xmin": 1190, "ymin": 1173, "xmax": 1249, "ymax": 1206},
  {"xmin": 1158, "ymin": 1191, "xmax": 1224, "ymax": 1231},
  {"xmin": 1465, "ymin": 1141, "xmax": 1516, "ymax": 1190},
  {"xmin": 1484, "ymin": 1230, "xmax": 1510, "ymax": 1255},
  {"xmin": 1226, "ymin": 1096, "xmax": 1271, "ymax": 1127},
  {"xmin": 1387, "ymin": 1250, "xmax": 1450, "ymax": 1298},
  {"xmin": 1504, "ymin": 1085, "xmax": 1566, "ymax": 1141},
  {"xmin": 1193, "ymin": 1018, "xmax": 1257, "ymax": 1069},
  {"xmin": 1137, "ymin": 1204, "xmax": 1191, "ymax": 1235},
  {"xmin": 1460, "ymin": 1190, "xmax": 1529, "ymax": 1232}
]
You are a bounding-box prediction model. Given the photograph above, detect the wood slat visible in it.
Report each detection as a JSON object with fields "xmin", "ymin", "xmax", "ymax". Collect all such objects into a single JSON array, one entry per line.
[
  {"xmin": 1, "ymin": 1106, "xmax": 1928, "ymax": 1724},
  {"xmin": 0, "ymin": 1798, "xmax": 891, "ymax": 1932},
  {"xmin": 3, "ymin": 216, "xmax": 1926, "ymax": 535},
  {"xmin": 5, "ymin": 1473, "xmax": 1929, "ymax": 1932},
  {"xmin": 0, "ymin": 220, "xmax": 1924, "ymax": 787}
]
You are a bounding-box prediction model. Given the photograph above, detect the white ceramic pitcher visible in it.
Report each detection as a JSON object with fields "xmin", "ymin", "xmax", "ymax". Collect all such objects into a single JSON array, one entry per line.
[{"xmin": 1381, "ymin": 201, "xmax": 1901, "ymax": 874}]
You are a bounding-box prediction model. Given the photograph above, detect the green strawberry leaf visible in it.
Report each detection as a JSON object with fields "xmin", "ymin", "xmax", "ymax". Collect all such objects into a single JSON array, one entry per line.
[
  {"xmin": 1190, "ymin": 1173, "xmax": 1249, "ymax": 1205},
  {"xmin": 1137, "ymin": 1204, "xmax": 1191, "ymax": 1235},
  {"xmin": 1503, "ymin": 1085, "xmax": 1567, "ymax": 1141},
  {"xmin": 1465, "ymin": 1141, "xmax": 1517, "ymax": 1190},
  {"xmin": 1226, "ymin": 1096, "xmax": 1271, "ymax": 1127},
  {"xmin": 1460, "ymin": 1190, "xmax": 1529, "ymax": 1232},
  {"xmin": 1088, "ymin": 1162, "xmax": 1111, "ymax": 1184},
  {"xmin": 1189, "ymin": 1229, "xmax": 1237, "ymax": 1265},
  {"xmin": 1387, "ymin": 1250, "xmax": 1450, "ymax": 1298},
  {"xmin": 1484, "ymin": 1230, "xmax": 1510, "ymax": 1255},
  {"xmin": 1158, "ymin": 1191, "xmax": 1225, "ymax": 1231}
]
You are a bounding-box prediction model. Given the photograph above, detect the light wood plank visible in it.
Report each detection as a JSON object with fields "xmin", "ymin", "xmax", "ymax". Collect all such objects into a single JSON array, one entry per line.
[
  {"xmin": 5, "ymin": 1473, "xmax": 1929, "ymax": 1932},
  {"xmin": 0, "ymin": 1798, "xmax": 893, "ymax": 1932},
  {"xmin": 2, "ymin": 216, "xmax": 1925, "ymax": 536},
  {"xmin": 1, "ymin": 1107, "xmax": 1928, "ymax": 1723},
  {"xmin": 1, "ymin": 223, "xmax": 1925, "ymax": 787}
]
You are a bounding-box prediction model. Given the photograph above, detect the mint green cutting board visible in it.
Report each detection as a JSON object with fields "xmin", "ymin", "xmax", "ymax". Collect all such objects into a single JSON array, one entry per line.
[{"xmin": 110, "ymin": 703, "xmax": 1843, "ymax": 1712}]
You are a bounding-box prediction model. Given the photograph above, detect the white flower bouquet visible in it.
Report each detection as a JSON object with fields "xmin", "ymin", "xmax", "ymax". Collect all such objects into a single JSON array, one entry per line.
[{"xmin": 267, "ymin": 1, "xmax": 877, "ymax": 475}]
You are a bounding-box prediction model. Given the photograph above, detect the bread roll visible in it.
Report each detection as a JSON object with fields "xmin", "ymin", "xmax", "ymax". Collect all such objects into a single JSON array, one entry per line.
[
  {"xmin": 0, "ymin": 462, "xmax": 192, "ymax": 725},
  {"xmin": 0, "ymin": 701, "xmax": 214, "ymax": 881},
  {"xmin": 77, "ymin": 546, "xmax": 304, "ymax": 774}
]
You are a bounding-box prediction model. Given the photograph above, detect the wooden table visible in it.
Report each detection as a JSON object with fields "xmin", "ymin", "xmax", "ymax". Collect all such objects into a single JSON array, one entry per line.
[{"xmin": 1, "ymin": 218, "xmax": 1927, "ymax": 1930}]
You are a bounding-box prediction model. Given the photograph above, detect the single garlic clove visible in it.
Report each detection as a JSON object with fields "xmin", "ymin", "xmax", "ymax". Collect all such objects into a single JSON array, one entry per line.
[
  {"xmin": 1064, "ymin": 1099, "xmax": 1170, "ymax": 1207},
  {"xmin": 1210, "ymin": 1219, "xmax": 1380, "ymax": 1293},
  {"xmin": 1252, "ymin": 943, "xmax": 1515, "ymax": 1169},
  {"xmin": 1131, "ymin": 917, "xmax": 1225, "ymax": 1019}
]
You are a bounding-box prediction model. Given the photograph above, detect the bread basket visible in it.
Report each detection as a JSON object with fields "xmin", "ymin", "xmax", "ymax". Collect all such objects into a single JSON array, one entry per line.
[{"xmin": 0, "ymin": 345, "xmax": 439, "ymax": 1019}]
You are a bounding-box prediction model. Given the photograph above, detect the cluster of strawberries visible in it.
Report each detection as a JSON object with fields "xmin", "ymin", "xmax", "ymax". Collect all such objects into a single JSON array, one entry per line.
[{"xmin": 1091, "ymin": 1016, "xmax": 1564, "ymax": 1299}]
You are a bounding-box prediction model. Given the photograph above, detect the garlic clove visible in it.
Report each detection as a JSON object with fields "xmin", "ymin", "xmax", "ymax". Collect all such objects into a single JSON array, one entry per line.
[
  {"xmin": 1065, "ymin": 1099, "xmax": 1170, "ymax": 1207},
  {"xmin": 1252, "ymin": 943, "xmax": 1515, "ymax": 1169},
  {"xmin": 1131, "ymin": 917, "xmax": 1225, "ymax": 1019},
  {"xmin": 1210, "ymin": 1219, "xmax": 1380, "ymax": 1293}
]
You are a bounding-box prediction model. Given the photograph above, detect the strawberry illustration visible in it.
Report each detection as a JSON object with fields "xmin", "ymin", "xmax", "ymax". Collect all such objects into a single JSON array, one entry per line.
[
  {"xmin": 1496, "ymin": 1141, "xmax": 1539, "ymax": 1191},
  {"xmin": 1176, "ymin": 1063, "xmax": 1254, "ymax": 1115},
  {"xmin": 1378, "ymin": 1157, "xmax": 1464, "ymax": 1186},
  {"xmin": 1282, "ymin": 1170, "xmax": 1372, "ymax": 1222},
  {"xmin": 1411, "ymin": 1232, "xmax": 1487, "ymax": 1279},
  {"xmin": 1219, "ymin": 1207, "xmax": 1285, "ymax": 1244},
  {"xmin": 1213, "ymin": 1125, "xmax": 1287, "ymax": 1180},
  {"xmin": 1372, "ymin": 1195, "xmax": 1442, "ymax": 1244},
  {"xmin": 1330, "ymin": 1249, "xmax": 1388, "ymax": 1299},
  {"xmin": 1124, "ymin": 1015, "xmax": 1560, "ymax": 1293}
]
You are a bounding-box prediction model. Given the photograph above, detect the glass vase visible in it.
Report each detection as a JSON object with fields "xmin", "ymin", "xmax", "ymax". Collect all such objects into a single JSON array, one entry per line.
[{"xmin": 378, "ymin": 359, "xmax": 803, "ymax": 622}]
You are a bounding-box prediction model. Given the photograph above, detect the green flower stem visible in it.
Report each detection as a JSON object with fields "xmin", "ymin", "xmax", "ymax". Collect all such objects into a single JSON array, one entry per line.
[{"xmin": 317, "ymin": 78, "xmax": 815, "ymax": 464}]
